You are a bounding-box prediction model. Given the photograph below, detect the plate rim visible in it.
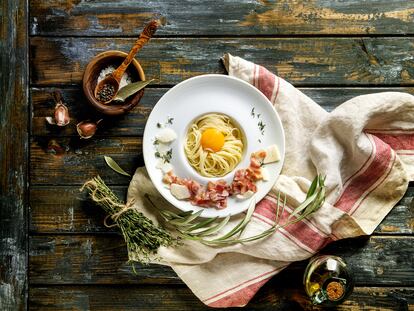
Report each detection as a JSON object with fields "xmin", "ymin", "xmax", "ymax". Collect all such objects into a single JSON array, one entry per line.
[{"xmin": 143, "ymin": 74, "xmax": 285, "ymax": 218}]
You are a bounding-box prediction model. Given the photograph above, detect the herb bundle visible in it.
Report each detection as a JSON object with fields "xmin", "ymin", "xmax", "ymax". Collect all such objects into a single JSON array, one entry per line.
[{"xmin": 81, "ymin": 176, "xmax": 177, "ymax": 264}]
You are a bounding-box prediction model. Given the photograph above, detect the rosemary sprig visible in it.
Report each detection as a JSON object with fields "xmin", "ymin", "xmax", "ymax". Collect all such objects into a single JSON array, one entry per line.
[
  {"xmin": 81, "ymin": 176, "xmax": 177, "ymax": 264},
  {"xmin": 147, "ymin": 174, "xmax": 326, "ymax": 246}
]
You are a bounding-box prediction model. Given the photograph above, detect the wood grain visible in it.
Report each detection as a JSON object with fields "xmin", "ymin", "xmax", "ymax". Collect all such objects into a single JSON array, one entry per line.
[
  {"xmin": 29, "ymin": 0, "xmax": 414, "ymax": 36},
  {"xmin": 31, "ymin": 87, "xmax": 414, "ymax": 137},
  {"xmin": 30, "ymin": 137, "xmax": 141, "ymax": 185},
  {"xmin": 28, "ymin": 285, "xmax": 414, "ymax": 310},
  {"xmin": 29, "ymin": 235, "xmax": 414, "ymax": 286},
  {"xmin": 29, "ymin": 185, "xmax": 414, "ymax": 235},
  {"xmin": 0, "ymin": 0, "xmax": 28, "ymax": 310},
  {"xmin": 30, "ymin": 37, "xmax": 414, "ymax": 86}
]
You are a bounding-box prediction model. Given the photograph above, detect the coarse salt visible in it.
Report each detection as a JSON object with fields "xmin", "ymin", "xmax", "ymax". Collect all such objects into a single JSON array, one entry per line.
[{"xmin": 97, "ymin": 66, "xmax": 132, "ymax": 89}]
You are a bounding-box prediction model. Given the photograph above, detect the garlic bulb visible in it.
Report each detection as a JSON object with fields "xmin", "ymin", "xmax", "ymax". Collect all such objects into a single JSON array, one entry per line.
[
  {"xmin": 76, "ymin": 119, "xmax": 102, "ymax": 139},
  {"xmin": 45, "ymin": 91, "xmax": 70, "ymax": 126}
]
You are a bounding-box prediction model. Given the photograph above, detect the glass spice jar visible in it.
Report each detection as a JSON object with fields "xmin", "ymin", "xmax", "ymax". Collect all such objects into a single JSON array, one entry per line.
[{"xmin": 303, "ymin": 255, "xmax": 354, "ymax": 306}]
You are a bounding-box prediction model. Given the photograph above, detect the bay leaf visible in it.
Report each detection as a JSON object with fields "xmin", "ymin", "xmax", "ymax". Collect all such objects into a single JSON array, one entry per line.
[
  {"xmin": 104, "ymin": 156, "xmax": 131, "ymax": 177},
  {"xmin": 113, "ymin": 79, "xmax": 154, "ymax": 102}
]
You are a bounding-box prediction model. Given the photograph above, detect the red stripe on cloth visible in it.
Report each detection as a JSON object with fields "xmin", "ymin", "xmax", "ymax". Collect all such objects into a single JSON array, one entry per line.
[
  {"xmin": 207, "ymin": 276, "xmax": 272, "ymax": 308},
  {"xmin": 254, "ymin": 197, "xmax": 328, "ymax": 252},
  {"xmin": 369, "ymin": 132, "xmax": 414, "ymax": 151},
  {"xmin": 334, "ymin": 134, "xmax": 392, "ymax": 214},
  {"xmin": 341, "ymin": 134, "xmax": 375, "ymax": 187},
  {"xmin": 204, "ymin": 267, "xmax": 282, "ymax": 307},
  {"xmin": 252, "ymin": 214, "xmax": 312, "ymax": 253},
  {"xmin": 366, "ymin": 128, "xmax": 414, "ymax": 133},
  {"xmin": 273, "ymin": 76, "xmax": 280, "ymax": 102},
  {"xmin": 252, "ymin": 64, "xmax": 257, "ymax": 87},
  {"xmin": 257, "ymin": 65, "xmax": 276, "ymax": 100},
  {"xmin": 350, "ymin": 150, "xmax": 396, "ymax": 215}
]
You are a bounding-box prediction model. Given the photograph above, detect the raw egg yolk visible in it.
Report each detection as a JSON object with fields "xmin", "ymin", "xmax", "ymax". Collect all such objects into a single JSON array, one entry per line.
[{"xmin": 201, "ymin": 128, "xmax": 225, "ymax": 152}]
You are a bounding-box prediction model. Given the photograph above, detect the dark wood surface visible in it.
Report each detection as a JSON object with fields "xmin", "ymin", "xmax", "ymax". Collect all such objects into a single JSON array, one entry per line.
[
  {"xmin": 1, "ymin": 0, "xmax": 413, "ymax": 310},
  {"xmin": 0, "ymin": 0, "xmax": 28, "ymax": 310},
  {"xmin": 29, "ymin": 0, "xmax": 414, "ymax": 36},
  {"xmin": 30, "ymin": 37, "xmax": 414, "ymax": 86}
]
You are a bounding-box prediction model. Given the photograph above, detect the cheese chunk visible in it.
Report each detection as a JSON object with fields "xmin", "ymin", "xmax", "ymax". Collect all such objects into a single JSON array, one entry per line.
[
  {"xmin": 263, "ymin": 144, "xmax": 280, "ymax": 164},
  {"xmin": 236, "ymin": 190, "xmax": 255, "ymax": 200},
  {"xmin": 170, "ymin": 183, "xmax": 191, "ymax": 200},
  {"xmin": 156, "ymin": 128, "xmax": 177, "ymax": 143},
  {"xmin": 156, "ymin": 142, "xmax": 171, "ymax": 153},
  {"xmin": 261, "ymin": 167, "xmax": 270, "ymax": 181},
  {"xmin": 156, "ymin": 159, "xmax": 173, "ymax": 173}
]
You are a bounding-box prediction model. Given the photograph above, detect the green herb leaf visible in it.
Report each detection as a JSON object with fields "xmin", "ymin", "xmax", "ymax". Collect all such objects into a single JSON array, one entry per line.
[
  {"xmin": 168, "ymin": 209, "xmax": 203, "ymax": 226},
  {"xmin": 104, "ymin": 156, "xmax": 131, "ymax": 177},
  {"xmin": 113, "ymin": 79, "xmax": 154, "ymax": 102},
  {"xmin": 194, "ymin": 215, "xmax": 230, "ymax": 237}
]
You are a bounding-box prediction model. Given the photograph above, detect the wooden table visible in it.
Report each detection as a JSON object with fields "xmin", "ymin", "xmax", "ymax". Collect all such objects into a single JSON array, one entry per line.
[{"xmin": 1, "ymin": 1, "xmax": 414, "ymax": 310}]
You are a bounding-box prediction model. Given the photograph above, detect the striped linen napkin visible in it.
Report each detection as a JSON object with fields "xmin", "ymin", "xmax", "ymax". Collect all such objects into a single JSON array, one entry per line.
[{"xmin": 127, "ymin": 54, "xmax": 414, "ymax": 307}]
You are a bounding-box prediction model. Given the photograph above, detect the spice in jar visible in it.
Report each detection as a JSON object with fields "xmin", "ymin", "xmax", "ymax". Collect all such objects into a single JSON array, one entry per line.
[
  {"xmin": 96, "ymin": 84, "xmax": 116, "ymax": 102},
  {"xmin": 303, "ymin": 255, "xmax": 354, "ymax": 306},
  {"xmin": 326, "ymin": 281, "xmax": 345, "ymax": 301}
]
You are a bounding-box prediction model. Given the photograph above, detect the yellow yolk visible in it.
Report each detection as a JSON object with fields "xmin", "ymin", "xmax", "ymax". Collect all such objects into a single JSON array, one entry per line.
[{"xmin": 201, "ymin": 128, "xmax": 225, "ymax": 152}]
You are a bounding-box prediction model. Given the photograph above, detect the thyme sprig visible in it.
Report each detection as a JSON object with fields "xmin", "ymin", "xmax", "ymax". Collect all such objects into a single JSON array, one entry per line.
[
  {"xmin": 148, "ymin": 174, "xmax": 326, "ymax": 246},
  {"xmin": 81, "ymin": 176, "xmax": 177, "ymax": 264},
  {"xmin": 155, "ymin": 148, "xmax": 173, "ymax": 163}
]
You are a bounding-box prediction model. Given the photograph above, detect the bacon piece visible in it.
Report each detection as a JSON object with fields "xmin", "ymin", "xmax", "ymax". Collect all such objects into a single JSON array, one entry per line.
[
  {"xmin": 163, "ymin": 148, "xmax": 270, "ymax": 209},
  {"xmin": 232, "ymin": 168, "xmax": 257, "ymax": 195},
  {"xmin": 253, "ymin": 149, "xmax": 266, "ymax": 162},
  {"xmin": 231, "ymin": 151, "xmax": 268, "ymax": 195},
  {"xmin": 193, "ymin": 180, "xmax": 231, "ymax": 209},
  {"xmin": 163, "ymin": 171, "xmax": 178, "ymax": 184}
]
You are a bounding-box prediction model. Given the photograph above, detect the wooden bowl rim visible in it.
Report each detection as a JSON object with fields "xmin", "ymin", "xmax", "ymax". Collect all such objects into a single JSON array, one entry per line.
[{"xmin": 82, "ymin": 50, "xmax": 146, "ymax": 116}]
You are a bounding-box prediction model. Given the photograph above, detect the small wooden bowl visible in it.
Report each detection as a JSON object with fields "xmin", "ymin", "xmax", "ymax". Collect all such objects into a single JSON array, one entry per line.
[{"xmin": 83, "ymin": 50, "xmax": 146, "ymax": 116}]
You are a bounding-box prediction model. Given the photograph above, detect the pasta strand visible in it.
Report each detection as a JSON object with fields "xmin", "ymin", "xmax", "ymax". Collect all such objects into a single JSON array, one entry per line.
[{"xmin": 184, "ymin": 114, "xmax": 244, "ymax": 177}]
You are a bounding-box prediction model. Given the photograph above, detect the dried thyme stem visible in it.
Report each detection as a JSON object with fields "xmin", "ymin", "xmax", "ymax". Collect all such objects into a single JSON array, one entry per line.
[{"xmin": 81, "ymin": 176, "xmax": 177, "ymax": 264}]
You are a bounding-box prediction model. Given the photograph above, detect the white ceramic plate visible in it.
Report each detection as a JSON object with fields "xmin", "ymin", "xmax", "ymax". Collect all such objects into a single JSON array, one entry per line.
[{"xmin": 143, "ymin": 74, "xmax": 285, "ymax": 218}]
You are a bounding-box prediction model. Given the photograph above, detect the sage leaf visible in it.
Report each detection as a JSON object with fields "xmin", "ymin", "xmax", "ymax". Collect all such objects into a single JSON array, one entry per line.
[
  {"xmin": 113, "ymin": 79, "xmax": 154, "ymax": 102},
  {"xmin": 104, "ymin": 156, "xmax": 131, "ymax": 177}
]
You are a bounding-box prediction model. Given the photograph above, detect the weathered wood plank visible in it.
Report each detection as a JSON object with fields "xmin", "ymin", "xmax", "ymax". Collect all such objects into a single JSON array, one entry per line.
[
  {"xmin": 31, "ymin": 87, "xmax": 414, "ymax": 137},
  {"xmin": 30, "ymin": 137, "xmax": 141, "ymax": 185},
  {"xmin": 28, "ymin": 285, "xmax": 414, "ymax": 310},
  {"xmin": 29, "ymin": 0, "xmax": 414, "ymax": 36},
  {"xmin": 31, "ymin": 87, "xmax": 163, "ymax": 137},
  {"xmin": 0, "ymin": 0, "xmax": 28, "ymax": 310},
  {"xmin": 29, "ymin": 235, "xmax": 414, "ymax": 286},
  {"xmin": 29, "ymin": 186, "xmax": 124, "ymax": 233},
  {"xmin": 30, "ymin": 37, "xmax": 414, "ymax": 86},
  {"xmin": 29, "ymin": 185, "xmax": 414, "ymax": 235}
]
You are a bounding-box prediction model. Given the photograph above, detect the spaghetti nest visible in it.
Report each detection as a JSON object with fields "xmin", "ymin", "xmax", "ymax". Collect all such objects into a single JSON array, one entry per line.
[{"xmin": 184, "ymin": 113, "xmax": 244, "ymax": 177}]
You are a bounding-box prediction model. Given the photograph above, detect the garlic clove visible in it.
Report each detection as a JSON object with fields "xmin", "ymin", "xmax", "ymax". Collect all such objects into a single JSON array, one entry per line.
[
  {"xmin": 77, "ymin": 119, "xmax": 102, "ymax": 139},
  {"xmin": 54, "ymin": 103, "xmax": 70, "ymax": 126}
]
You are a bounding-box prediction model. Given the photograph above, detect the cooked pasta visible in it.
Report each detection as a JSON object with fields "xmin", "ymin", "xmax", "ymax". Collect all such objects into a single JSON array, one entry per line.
[{"xmin": 184, "ymin": 113, "xmax": 244, "ymax": 177}]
